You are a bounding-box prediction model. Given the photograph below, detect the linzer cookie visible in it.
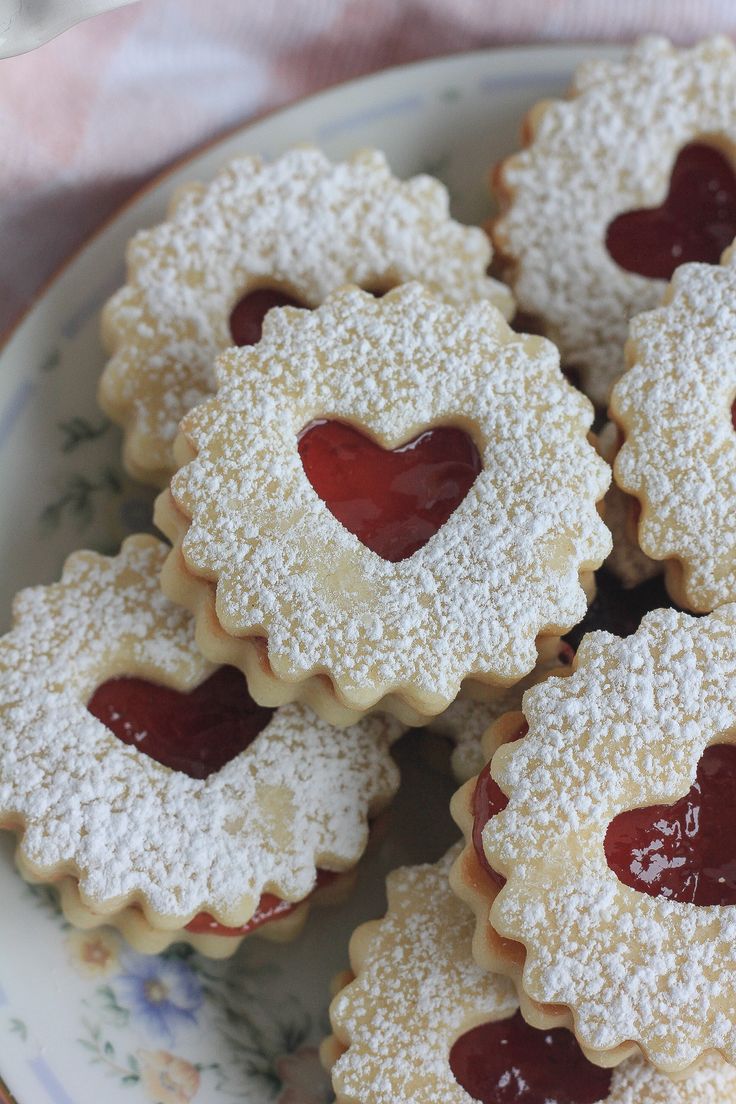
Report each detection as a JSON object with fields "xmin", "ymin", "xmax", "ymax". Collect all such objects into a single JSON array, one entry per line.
[
  {"xmin": 0, "ymin": 535, "xmax": 403, "ymax": 957},
  {"xmin": 99, "ymin": 146, "xmax": 513, "ymax": 486},
  {"xmin": 155, "ymin": 283, "xmax": 611, "ymax": 726},
  {"xmin": 453, "ymin": 605, "xmax": 736, "ymax": 1074},
  {"xmin": 492, "ymin": 36, "xmax": 736, "ymax": 405},
  {"xmin": 324, "ymin": 849, "xmax": 736, "ymax": 1104},
  {"xmin": 611, "ymin": 245, "xmax": 736, "ymax": 612}
]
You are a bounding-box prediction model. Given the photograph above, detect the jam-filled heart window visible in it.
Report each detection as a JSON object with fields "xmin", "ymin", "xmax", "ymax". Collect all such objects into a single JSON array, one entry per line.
[
  {"xmin": 605, "ymin": 742, "xmax": 736, "ymax": 906},
  {"xmin": 297, "ymin": 419, "xmax": 483, "ymax": 563},
  {"xmin": 87, "ymin": 665, "xmax": 274, "ymax": 780},
  {"xmin": 606, "ymin": 141, "xmax": 736, "ymax": 280},
  {"xmin": 450, "ymin": 1011, "xmax": 612, "ymax": 1104}
]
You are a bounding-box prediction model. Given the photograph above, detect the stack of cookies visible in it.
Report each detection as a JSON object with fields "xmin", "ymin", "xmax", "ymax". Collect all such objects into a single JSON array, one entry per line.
[{"xmin": 3, "ymin": 34, "xmax": 736, "ymax": 1104}]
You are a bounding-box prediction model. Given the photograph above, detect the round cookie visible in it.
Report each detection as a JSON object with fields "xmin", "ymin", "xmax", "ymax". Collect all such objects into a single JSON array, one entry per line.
[
  {"xmin": 100, "ymin": 146, "xmax": 513, "ymax": 485},
  {"xmin": 453, "ymin": 605, "xmax": 736, "ymax": 1074},
  {"xmin": 155, "ymin": 282, "xmax": 611, "ymax": 726},
  {"xmin": 492, "ymin": 36, "xmax": 736, "ymax": 405},
  {"xmin": 0, "ymin": 535, "xmax": 404, "ymax": 954}
]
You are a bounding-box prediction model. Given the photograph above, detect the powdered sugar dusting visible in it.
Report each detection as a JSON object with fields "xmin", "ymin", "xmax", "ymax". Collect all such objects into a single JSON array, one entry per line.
[
  {"xmin": 100, "ymin": 146, "xmax": 512, "ymax": 484},
  {"xmin": 329, "ymin": 848, "xmax": 736, "ymax": 1102},
  {"xmin": 484, "ymin": 604, "xmax": 736, "ymax": 1070},
  {"xmin": 164, "ymin": 283, "xmax": 610, "ymax": 715},
  {"xmin": 611, "ymin": 247, "xmax": 736, "ymax": 610},
  {"xmin": 0, "ymin": 535, "xmax": 403, "ymax": 924},
  {"xmin": 493, "ymin": 35, "xmax": 736, "ymax": 406}
]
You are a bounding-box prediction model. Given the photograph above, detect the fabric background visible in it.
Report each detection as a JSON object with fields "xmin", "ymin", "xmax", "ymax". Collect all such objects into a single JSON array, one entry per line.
[{"xmin": 1, "ymin": 0, "xmax": 734, "ymax": 336}]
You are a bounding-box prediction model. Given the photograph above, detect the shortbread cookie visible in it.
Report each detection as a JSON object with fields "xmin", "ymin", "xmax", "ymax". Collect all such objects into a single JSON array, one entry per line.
[
  {"xmin": 454, "ymin": 605, "xmax": 736, "ymax": 1074},
  {"xmin": 597, "ymin": 421, "xmax": 660, "ymax": 589},
  {"xmin": 0, "ymin": 535, "xmax": 403, "ymax": 950},
  {"xmin": 155, "ymin": 284, "xmax": 609, "ymax": 724},
  {"xmin": 100, "ymin": 146, "xmax": 513, "ymax": 485},
  {"xmin": 492, "ymin": 36, "xmax": 736, "ymax": 405},
  {"xmin": 611, "ymin": 245, "xmax": 736, "ymax": 611},
  {"xmin": 427, "ymin": 637, "xmax": 574, "ymax": 783},
  {"xmin": 155, "ymin": 282, "xmax": 611, "ymax": 727},
  {"xmin": 325, "ymin": 848, "xmax": 736, "ymax": 1103}
]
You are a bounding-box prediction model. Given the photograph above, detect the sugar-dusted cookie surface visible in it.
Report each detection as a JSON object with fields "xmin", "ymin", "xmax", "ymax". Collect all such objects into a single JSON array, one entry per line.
[
  {"xmin": 0, "ymin": 535, "xmax": 403, "ymax": 938},
  {"xmin": 463, "ymin": 606, "xmax": 736, "ymax": 1074},
  {"xmin": 156, "ymin": 283, "xmax": 610, "ymax": 724},
  {"xmin": 427, "ymin": 636, "xmax": 573, "ymax": 782},
  {"xmin": 596, "ymin": 421, "xmax": 661, "ymax": 589}
]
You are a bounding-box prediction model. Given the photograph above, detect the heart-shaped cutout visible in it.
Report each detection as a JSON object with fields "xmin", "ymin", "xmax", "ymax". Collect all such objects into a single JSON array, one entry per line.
[
  {"xmin": 88, "ymin": 665, "xmax": 274, "ymax": 780},
  {"xmin": 605, "ymin": 742, "xmax": 736, "ymax": 905},
  {"xmin": 229, "ymin": 288, "xmax": 306, "ymax": 346},
  {"xmin": 606, "ymin": 142, "xmax": 736, "ymax": 280},
  {"xmin": 298, "ymin": 420, "xmax": 482, "ymax": 563},
  {"xmin": 450, "ymin": 1012, "xmax": 612, "ymax": 1104}
]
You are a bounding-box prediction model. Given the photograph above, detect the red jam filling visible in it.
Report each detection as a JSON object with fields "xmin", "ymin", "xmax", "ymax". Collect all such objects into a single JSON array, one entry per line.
[
  {"xmin": 605, "ymin": 743, "xmax": 736, "ymax": 905},
  {"xmin": 87, "ymin": 665, "xmax": 274, "ymax": 781},
  {"xmin": 472, "ymin": 723, "xmax": 528, "ymax": 889},
  {"xmin": 297, "ymin": 420, "xmax": 482, "ymax": 562},
  {"xmin": 450, "ymin": 1013, "xmax": 612, "ymax": 1104},
  {"xmin": 228, "ymin": 288, "xmax": 305, "ymax": 346},
  {"xmin": 184, "ymin": 869, "xmax": 340, "ymax": 937},
  {"xmin": 606, "ymin": 142, "xmax": 736, "ymax": 280}
]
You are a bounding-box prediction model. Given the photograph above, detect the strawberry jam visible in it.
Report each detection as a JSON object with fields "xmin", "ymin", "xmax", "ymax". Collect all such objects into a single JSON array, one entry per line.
[
  {"xmin": 472, "ymin": 724, "xmax": 528, "ymax": 888},
  {"xmin": 87, "ymin": 665, "xmax": 274, "ymax": 780},
  {"xmin": 449, "ymin": 1012, "xmax": 612, "ymax": 1103},
  {"xmin": 229, "ymin": 288, "xmax": 305, "ymax": 346},
  {"xmin": 298, "ymin": 420, "xmax": 482, "ymax": 562},
  {"xmin": 606, "ymin": 142, "xmax": 736, "ymax": 280},
  {"xmin": 605, "ymin": 743, "xmax": 736, "ymax": 905}
]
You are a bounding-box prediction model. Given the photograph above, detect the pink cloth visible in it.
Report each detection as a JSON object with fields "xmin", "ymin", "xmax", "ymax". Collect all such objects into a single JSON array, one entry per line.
[{"xmin": 1, "ymin": 0, "xmax": 734, "ymax": 336}]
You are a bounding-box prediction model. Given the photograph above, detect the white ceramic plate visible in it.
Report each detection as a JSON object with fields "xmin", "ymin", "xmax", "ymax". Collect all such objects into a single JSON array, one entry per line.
[{"xmin": 0, "ymin": 44, "xmax": 618, "ymax": 1104}]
